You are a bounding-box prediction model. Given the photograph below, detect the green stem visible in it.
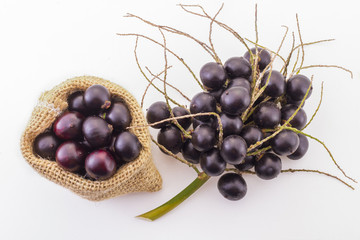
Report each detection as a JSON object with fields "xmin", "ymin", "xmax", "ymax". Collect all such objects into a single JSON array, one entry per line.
[{"xmin": 136, "ymin": 172, "xmax": 210, "ymax": 221}]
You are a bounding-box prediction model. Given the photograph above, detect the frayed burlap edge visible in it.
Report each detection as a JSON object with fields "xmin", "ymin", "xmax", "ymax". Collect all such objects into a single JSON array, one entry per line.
[{"xmin": 20, "ymin": 76, "xmax": 162, "ymax": 201}]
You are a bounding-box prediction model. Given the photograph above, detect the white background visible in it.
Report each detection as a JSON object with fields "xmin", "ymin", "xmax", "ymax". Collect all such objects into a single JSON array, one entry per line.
[{"xmin": 1, "ymin": 0, "xmax": 360, "ymax": 239}]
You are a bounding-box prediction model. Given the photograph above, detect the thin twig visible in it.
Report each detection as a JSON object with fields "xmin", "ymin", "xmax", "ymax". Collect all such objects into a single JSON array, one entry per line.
[
  {"xmin": 118, "ymin": 33, "xmax": 204, "ymax": 89},
  {"xmin": 133, "ymin": 37, "xmax": 183, "ymax": 107},
  {"xmin": 141, "ymin": 66, "xmax": 172, "ymax": 108},
  {"xmin": 301, "ymin": 82, "xmax": 323, "ymax": 130},
  {"xmin": 208, "ymin": 3, "xmax": 224, "ymax": 64},
  {"xmin": 293, "ymin": 65, "xmax": 353, "ymax": 78},
  {"xmin": 151, "ymin": 136, "xmax": 200, "ymax": 174},
  {"xmin": 283, "ymin": 126, "xmax": 357, "ymax": 183},
  {"xmin": 295, "ymin": 14, "xmax": 305, "ymax": 74},
  {"xmin": 281, "ymin": 169, "xmax": 354, "ymax": 190}
]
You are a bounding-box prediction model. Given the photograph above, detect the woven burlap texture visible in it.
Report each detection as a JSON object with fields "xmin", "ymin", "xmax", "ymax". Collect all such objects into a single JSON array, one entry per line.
[{"xmin": 20, "ymin": 76, "xmax": 162, "ymax": 201}]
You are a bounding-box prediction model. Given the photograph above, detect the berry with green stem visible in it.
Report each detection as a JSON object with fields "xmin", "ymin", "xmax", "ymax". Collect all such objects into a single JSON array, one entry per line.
[
  {"xmin": 253, "ymin": 102, "xmax": 281, "ymax": 129},
  {"xmin": 281, "ymin": 104, "xmax": 307, "ymax": 129},
  {"xmin": 244, "ymin": 47, "xmax": 271, "ymax": 71},
  {"xmin": 157, "ymin": 125, "xmax": 183, "ymax": 154},
  {"xmin": 220, "ymin": 135, "xmax": 247, "ymax": 165},
  {"xmin": 146, "ymin": 101, "xmax": 171, "ymax": 129},
  {"xmin": 220, "ymin": 87, "xmax": 250, "ymax": 116},
  {"xmin": 261, "ymin": 70, "xmax": 286, "ymax": 98},
  {"xmin": 271, "ymin": 129, "xmax": 299, "ymax": 156},
  {"xmin": 286, "ymin": 74, "xmax": 312, "ymax": 101},
  {"xmin": 191, "ymin": 124, "xmax": 217, "ymax": 152}
]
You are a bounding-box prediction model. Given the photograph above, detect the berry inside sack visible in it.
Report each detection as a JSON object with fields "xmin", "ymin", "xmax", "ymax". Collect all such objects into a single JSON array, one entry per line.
[{"xmin": 21, "ymin": 76, "xmax": 162, "ymax": 201}]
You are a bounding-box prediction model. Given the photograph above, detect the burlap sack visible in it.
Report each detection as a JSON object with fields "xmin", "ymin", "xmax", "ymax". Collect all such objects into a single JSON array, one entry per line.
[{"xmin": 20, "ymin": 76, "xmax": 162, "ymax": 201}]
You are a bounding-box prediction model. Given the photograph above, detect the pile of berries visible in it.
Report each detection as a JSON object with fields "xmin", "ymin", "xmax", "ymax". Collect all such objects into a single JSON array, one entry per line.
[
  {"xmin": 33, "ymin": 85, "xmax": 142, "ymax": 180},
  {"xmin": 147, "ymin": 48, "xmax": 312, "ymax": 200}
]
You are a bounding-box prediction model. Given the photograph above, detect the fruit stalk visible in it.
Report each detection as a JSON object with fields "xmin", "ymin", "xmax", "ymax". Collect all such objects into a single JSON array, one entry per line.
[{"xmin": 136, "ymin": 172, "xmax": 210, "ymax": 221}]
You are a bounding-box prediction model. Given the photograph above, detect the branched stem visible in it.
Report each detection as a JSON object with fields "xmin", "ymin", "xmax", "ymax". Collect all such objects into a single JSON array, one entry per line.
[
  {"xmin": 293, "ymin": 65, "xmax": 353, "ymax": 78},
  {"xmin": 283, "ymin": 126, "xmax": 357, "ymax": 183},
  {"xmin": 141, "ymin": 66, "xmax": 172, "ymax": 108},
  {"xmin": 281, "ymin": 169, "xmax": 354, "ymax": 190},
  {"xmin": 118, "ymin": 33, "xmax": 203, "ymax": 89}
]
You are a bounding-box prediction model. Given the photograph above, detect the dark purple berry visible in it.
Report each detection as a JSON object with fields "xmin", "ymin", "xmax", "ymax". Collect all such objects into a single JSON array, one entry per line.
[
  {"xmin": 286, "ymin": 74, "xmax": 312, "ymax": 101},
  {"xmin": 200, "ymin": 62, "xmax": 227, "ymax": 90},
  {"xmin": 220, "ymin": 135, "xmax": 247, "ymax": 165},
  {"xmin": 253, "ymin": 102, "xmax": 281, "ymax": 129},
  {"xmin": 105, "ymin": 102, "xmax": 132, "ymax": 131},
  {"xmin": 181, "ymin": 139, "xmax": 201, "ymax": 164},
  {"xmin": 217, "ymin": 173, "xmax": 247, "ymax": 201},
  {"xmin": 281, "ymin": 104, "xmax": 307, "ymax": 129},
  {"xmin": 244, "ymin": 47, "xmax": 271, "ymax": 71},
  {"xmin": 157, "ymin": 125, "xmax": 183, "ymax": 154},
  {"xmin": 190, "ymin": 92, "xmax": 217, "ymax": 121},
  {"xmin": 200, "ymin": 148, "xmax": 226, "ymax": 176},
  {"xmin": 240, "ymin": 125, "xmax": 264, "ymax": 148},
  {"xmin": 224, "ymin": 57, "xmax": 252, "ymax": 79},
  {"xmin": 85, "ymin": 150, "xmax": 116, "ymax": 180},
  {"xmin": 261, "ymin": 70, "xmax": 286, "ymax": 98},
  {"xmin": 84, "ymin": 85, "xmax": 111, "ymax": 112},
  {"xmin": 56, "ymin": 141, "xmax": 86, "ymax": 172},
  {"xmin": 68, "ymin": 91, "xmax": 88, "ymax": 115},
  {"xmin": 219, "ymin": 113, "xmax": 243, "ymax": 137},
  {"xmin": 114, "ymin": 131, "xmax": 142, "ymax": 162},
  {"xmin": 235, "ymin": 155, "xmax": 256, "ymax": 171},
  {"xmin": 220, "ymin": 87, "xmax": 250, "ymax": 115},
  {"xmin": 146, "ymin": 101, "xmax": 171, "ymax": 129},
  {"xmin": 227, "ymin": 77, "xmax": 251, "ymax": 92},
  {"xmin": 287, "ymin": 134, "xmax": 309, "ymax": 160},
  {"xmin": 53, "ymin": 111, "xmax": 84, "ymax": 140},
  {"xmin": 271, "ymin": 130, "xmax": 299, "ymax": 156},
  {"xmin": 172, "ymin": 106, "xmax": 192, "ymax": 130},
  {"xmin": 33, "ymin": 132, "xmax": 61, "ymax": 160},
  {"xmin": 192, "ymin": 124, "xmax": 217, "ymax": 152},
  {"xmin": 82, "ymin": 116, "xmax": 112, "ymax": 148},
  {"xmin": 255, "ymin": 153, "xmax": 282, "ymax": 180}
]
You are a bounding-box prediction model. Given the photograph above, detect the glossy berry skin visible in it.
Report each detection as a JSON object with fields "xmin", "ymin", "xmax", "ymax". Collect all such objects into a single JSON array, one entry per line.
[
  {"xmin": 220, "ymin": 135, "xmax": 247, "ymax": 165},
  {"xmin": 53, "ymin": 111, "xmax": 84, "ymax": 140},
  {"xmin": 192, "ymin": 116, "xmax": 218, "ymax": 129},
  {"xmin": 157, "ymin": 125, "xmax": 183, "ymax": 154},
  {"xmin": 172, "ymin": 106, "xmax": 192, "ymax": 130},
  {"xmin": 227, "ymin": 77, "xmax": 251, "ymax": 92},
  {"xmin": 208, "ymin": 87, "xmax": 224, "ymax": 102},
  {"xmin": 244, "ymin": 47, "xmax": 271, "ymax": 71},
  {"xmin": 146, "ymin": 101, "xmax": 170, "ymax": 129},
  {"xmin": 84, "ymin": 85, "xmax": 111, "ymax": 112},
  {"xmin": 85, "ymin": 150, "xmax": 117, "ymax": 180},
  {"xmin": 240, "ymin": 125, "xmax": 264, "ymax": 148},
  {"xmin": 220, "ymin": 113, "xmax": 243, "ymax": 137},
  {"xmin": 192, "ymin": 124, "xmax": 217, "ymax": 152},
  {"xmin": 255, "ymin": 153, "xmax": 282, "ymax": 180},
  {"xmin": 288, "ymin": 134, "xmax": 309, "ymax": 160},
  {"xmin": 200, "ymin": 62, "xmax": 227, "ymax": 90},
  {"xmin": 181, "ymin": 139, "xmax": 201, "ymax": 164},
  {"xmin": 114, "ymin": 131, "xmax": 142, "ymax": 162},
  {"xmin": 271, "ymin": 130, "xmax": 300, "ymax": 156},
  {"xmin": 190, "ymin": 92, "xmax": 217, "ymax": 121},
  {"xmin": 281, "ymin": 104, "xmax": 307, "ymax": 129},
  {"xmin": 235, "ymin": 155, "xmax": 256, "ymax": 171},
  {"xmin": 68, "ymin": 91, "xmax": 88, "ymax": 115},
  {"xmin": 220, "ymin": 87, "xmax": 250, "ymax": 116},
  {"xmin": 253, "ymin": 102, "xmax": 281, "ymax": 129},
  {"xmin": 200, "ymin": 148, "xmax": 226, "ymax": 176},
  {"xmin": 261, "ymin": 70, "xmax": 286, "ymax": 98},
  {"xmin": 286, "ymin": 74, "xmax": 312, "ymax": 101},
  {"xmin": 224, "ymin": 57, "xmax": 252, "ymax": 79},
  {"xmin": 33, "ymin": 132, "xmax": 61, "ymax": 160},
  {"xmin": 217, "ymin": 173, "xmax": 247, "ymax": 201},
  {"xmin": 105, "ymin": 102, "xmax": 132, "ymax": 131},
  {"xmin": 56, "ymin": 141, "xmax": 86, "ymax": 172},
  {"xmin": 82, "ymin": 116, "xmax": 112, "ymax": 148}
]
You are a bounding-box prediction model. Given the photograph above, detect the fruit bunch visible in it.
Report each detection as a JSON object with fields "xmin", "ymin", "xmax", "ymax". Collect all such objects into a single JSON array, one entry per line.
[
  {"xmin": 33, "ymin": 84, "xmax": 142, "ymax": 180},
  {"xmin": 146, "ymin": 47, "xmax": 312, "ymax": 200}
]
